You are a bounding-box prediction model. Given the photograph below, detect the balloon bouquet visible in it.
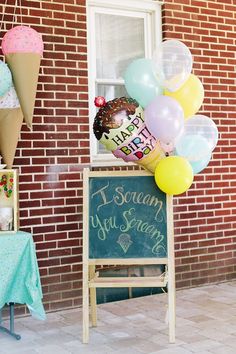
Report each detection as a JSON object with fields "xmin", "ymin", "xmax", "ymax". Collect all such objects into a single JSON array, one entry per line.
[{"xmin": 93, "ymin": 40, "xmax": 218, "ymax": 195}]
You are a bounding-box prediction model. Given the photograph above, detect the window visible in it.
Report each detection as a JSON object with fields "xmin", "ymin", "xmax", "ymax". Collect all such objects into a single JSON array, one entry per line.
[{"xmin": 87, "ymin": 0, "xmax": 162, "ymax": 166}]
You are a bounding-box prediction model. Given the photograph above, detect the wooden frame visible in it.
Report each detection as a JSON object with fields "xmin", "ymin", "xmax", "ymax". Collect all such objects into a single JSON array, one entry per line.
[
  {"xmin": 82, "ymin": 168, "xmax": 175, "ymax": 343},
  {"xmin": 0, "ymin": 169, "xmax": 19, "ymax": 233}
]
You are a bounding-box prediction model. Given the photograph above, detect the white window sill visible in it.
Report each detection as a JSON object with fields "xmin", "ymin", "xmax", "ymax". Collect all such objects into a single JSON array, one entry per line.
[{"xmin": 91, "ymin": 155, "xmax": 136, "ymax": 168}]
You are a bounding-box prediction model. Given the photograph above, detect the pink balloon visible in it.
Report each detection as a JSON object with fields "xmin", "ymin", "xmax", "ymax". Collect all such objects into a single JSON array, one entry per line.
[
  {"xmin": 145, "ymin": 95, "xmax": 184, "ymax": 144},
  {"xmin": 2, "ymin": 26, "xmax": 43, "ymax": 56}
]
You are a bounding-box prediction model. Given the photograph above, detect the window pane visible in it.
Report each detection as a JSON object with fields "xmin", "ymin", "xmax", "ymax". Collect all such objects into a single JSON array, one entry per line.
[
  {"xmin": 97, "ymin": 84, "xmax": 128, "ymax": 101},
  {"xmin": 95, "ymin": 13, "xmax": 145, "ymax": 79},
  {"xmin": 97, "ymin": 140, "xmax": 109, "ymax": 154},
  {"xmin": 96, "ymin": 84, "xmax": 129, "ymax": 154}
]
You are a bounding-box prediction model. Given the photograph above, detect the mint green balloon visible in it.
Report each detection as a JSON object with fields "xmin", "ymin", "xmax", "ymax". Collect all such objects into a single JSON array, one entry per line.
[
  {"xmin": 0, "ymin": 60, "xmax": 12, "ymax": 97},
  {"xmin": 124, "ymin": 58, "xmax": 163, "ymax": 108}
]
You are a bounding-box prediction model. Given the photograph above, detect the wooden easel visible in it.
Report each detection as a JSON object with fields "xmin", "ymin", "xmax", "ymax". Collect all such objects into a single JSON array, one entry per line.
[{"xmin": 82, "ymin": 169, "xmax": 176, "ymax": 344}]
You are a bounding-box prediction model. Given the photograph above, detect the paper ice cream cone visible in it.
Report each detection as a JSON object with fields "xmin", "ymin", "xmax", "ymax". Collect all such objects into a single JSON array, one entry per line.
[
  {"xmin": 5, "ymin": 53, "xmax": 41, "ymax": 129},
  {"xmin": 0, "ymin": 107, "xmax": 23, "ymax": 168}
]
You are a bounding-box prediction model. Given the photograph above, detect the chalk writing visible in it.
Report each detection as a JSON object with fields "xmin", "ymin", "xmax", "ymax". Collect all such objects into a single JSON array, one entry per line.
[
  {"xmin": 89, "ymin": 175, "xmax": 167, "ymax": 259},
  {"xmin": 91, "ymin": 184, "xmax": 163, "ymax": 221}
]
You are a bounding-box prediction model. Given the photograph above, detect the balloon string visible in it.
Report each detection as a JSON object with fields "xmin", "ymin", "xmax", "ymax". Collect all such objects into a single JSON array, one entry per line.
[
  {"xmin": 12, "ymin": 0, "xmax": 18, "ymax": 27},
  {"xmin": 0, "ymin": 0, "xmax": 23, "ymax": 34},
  {"xmin": 19, "ymin": 0, "xmax": 23, "ymax": 25},
  {"xmin": 0, "ymin": 0, "xmax": 8, "ymax": 34},
  {"xmin": 12, "ymin": 0, "xmax": 23, "ymax": 27}
]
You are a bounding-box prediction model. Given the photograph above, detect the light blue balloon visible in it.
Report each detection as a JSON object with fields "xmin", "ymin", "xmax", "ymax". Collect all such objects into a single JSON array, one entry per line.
[
  {"xmin": 124, "ymin": 58, "xmax": 163, "ymax": 108},
  {"xmin": 176, "ymin": 134, "xmax": 211, "ymax": 161},
  {"xmin": 190, "ymin": 152, "xmax": 211, "ymax": 174},
  {"xmin": 0, "ymin": 60, "xmax": 12, "ymax": 97}
]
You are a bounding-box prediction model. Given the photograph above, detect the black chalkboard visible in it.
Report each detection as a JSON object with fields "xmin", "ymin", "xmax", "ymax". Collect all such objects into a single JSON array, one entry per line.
[{"xmin": 88, "ymin": 172, "xmax": 167, "ymax": 259}]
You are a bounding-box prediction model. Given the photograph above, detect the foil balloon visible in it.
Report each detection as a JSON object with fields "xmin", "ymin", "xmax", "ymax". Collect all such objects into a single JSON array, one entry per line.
[{"xmin": 93, "ymin": 97, "xmax": 165, "ymax": 173}]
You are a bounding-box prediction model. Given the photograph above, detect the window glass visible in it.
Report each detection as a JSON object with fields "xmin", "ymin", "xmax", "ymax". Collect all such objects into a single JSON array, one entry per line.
[
  {"xmin": 88, "ymin": 1, "xmax": 162, "ymax": 165},
  {"xmin": 96, "ymin": 84, "xmax": 128, "ymax": 102},
  {"xmin": 95, "ymin": 13, "xmax": 145, "ymax": 80}
]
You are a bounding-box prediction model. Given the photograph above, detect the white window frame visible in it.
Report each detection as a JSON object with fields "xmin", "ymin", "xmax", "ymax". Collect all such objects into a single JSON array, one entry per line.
[{"xmin": 87, "ymin": 0, "xmax": 163, "ymax": 167}]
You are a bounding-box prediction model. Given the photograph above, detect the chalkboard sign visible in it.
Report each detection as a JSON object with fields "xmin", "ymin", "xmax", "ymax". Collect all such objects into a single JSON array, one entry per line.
[
  {"xmin": 82, "ymin": 169, "xmax": 176, "ymax": 344},
  {"xmin": 87, "ymin": 171, "xmax": 167, "ymax": 259}
]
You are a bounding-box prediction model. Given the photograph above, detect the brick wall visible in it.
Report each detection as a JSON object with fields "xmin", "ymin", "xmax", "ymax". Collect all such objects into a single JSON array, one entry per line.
[
  {"xmin": 163, "ymin": 0, "xmax": 236, "ymax": 287},
  {"xmin": 0, "ymin": 0, "xmax": 88, "ymax": 315},
  {"xmin": 0, "ymin": 0, "xmax": 235, "ymax": 316}
]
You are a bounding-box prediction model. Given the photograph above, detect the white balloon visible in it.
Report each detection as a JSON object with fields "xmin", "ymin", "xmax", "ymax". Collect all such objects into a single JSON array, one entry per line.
[
  {"xmin": 0, "ymin": 86, "xmax": 20, "ymax": 109},
  {"xmin": 152, "ymin": 39, "xmax": 193, "ymax": 92},
  {"xmin": 184, "ymin": 115, "xmax": 219, "ymax": 151}
]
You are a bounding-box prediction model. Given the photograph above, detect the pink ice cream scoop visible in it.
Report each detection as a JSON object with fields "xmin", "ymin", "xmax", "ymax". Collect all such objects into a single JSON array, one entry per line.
[
  {"xmin": 2, "ymin": 25, "xmax": 43, "ymax": 56},
  {"xmin": 1, "ymin": 25, "xmax": 44, "ymax": 129}
]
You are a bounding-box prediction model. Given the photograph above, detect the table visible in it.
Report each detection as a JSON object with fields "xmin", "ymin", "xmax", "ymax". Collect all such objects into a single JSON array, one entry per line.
[{"xmin": 0, "ymin": 231, "xmax": 46, "ymax": 339}]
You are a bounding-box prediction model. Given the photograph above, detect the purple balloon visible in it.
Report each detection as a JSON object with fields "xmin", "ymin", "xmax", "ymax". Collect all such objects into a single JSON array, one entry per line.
[{"xmin": 145, "ymin": 95, "xmax": 184, "ymax": 144}]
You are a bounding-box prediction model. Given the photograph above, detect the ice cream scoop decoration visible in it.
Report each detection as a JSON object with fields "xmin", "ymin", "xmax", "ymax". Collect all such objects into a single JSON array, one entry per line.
[
  {"xmin": 1, "ymin": 25, "xmax": 43, "ymax": 129},
  {"xmin": 0, "ymin": 60, "xmax": 12, "ymax": 97},
  {"xmin": 0, "ymin": 86, "xmax": 20, "ymax": 109},
  {"xmin": 1, "ymin": 25, "xmax": 43, "ymax": 55}
]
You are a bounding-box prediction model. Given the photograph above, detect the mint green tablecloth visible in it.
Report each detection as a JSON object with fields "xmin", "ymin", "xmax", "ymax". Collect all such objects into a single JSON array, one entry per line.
[{"xmin": 0, "ymin": 231, "xmax": 46, "ymax": 320}]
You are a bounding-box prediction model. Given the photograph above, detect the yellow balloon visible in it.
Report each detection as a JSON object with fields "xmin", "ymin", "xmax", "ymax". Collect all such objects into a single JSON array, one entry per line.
[
  {"xmin": 155, "ymin": 156, "xmax": 194, "ymax": 195},
  {"xmin": 164, "ymin": 74, "xmax": 204, "ymax": 119}
]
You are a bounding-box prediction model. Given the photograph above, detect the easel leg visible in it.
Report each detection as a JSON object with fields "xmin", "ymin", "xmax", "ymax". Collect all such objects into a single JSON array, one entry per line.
[
  {"xmin": 82, "ymin": 168, "xmax": 90, "ymax": 343},
  {"xmin": 167, "ymin": 195, "xmax": 176, "ymax": 343},
  {"xmin": 168, "ymin": 275, "xmax": 176, "ymax": 343},
  {"xmin": 83, "ymin": 263, "xmax": 89, "ymax": 343},
  {"xmin": 89, "ymin": 265, "xmax": 97, "ymax": 327}
]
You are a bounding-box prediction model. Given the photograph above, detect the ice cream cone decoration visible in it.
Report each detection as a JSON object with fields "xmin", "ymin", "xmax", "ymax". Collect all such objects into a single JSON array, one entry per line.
[
  {"xmin": 0, "ymin": 107, "xmax": 23, "ymax": 168},
  {"xmin": 1, "ymin": 25, "xmax": 43, "ymax": 129},
  {"xmin": 93, "ymin": 97, "xmax": 165, "ymax": 173},
  {"xmin": 0, "ymin": 85, "xmax": 23, "ymax": 168}
]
